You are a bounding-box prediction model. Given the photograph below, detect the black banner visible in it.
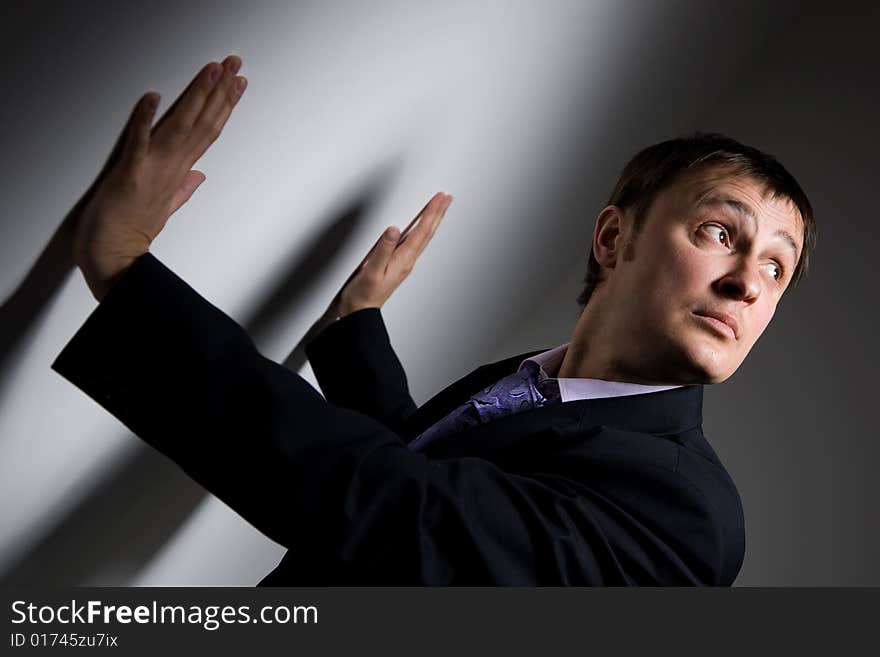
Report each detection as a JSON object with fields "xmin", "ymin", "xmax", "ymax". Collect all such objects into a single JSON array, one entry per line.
[{"xmin": 2, "ymin": 588, "xmax": 876, "ymax": 655}]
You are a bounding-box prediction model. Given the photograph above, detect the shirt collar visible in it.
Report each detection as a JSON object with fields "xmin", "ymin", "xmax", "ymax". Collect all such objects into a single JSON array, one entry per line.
[{"xmin": 517, "ymin": 343, "xmax": 681, "ymax": 403}]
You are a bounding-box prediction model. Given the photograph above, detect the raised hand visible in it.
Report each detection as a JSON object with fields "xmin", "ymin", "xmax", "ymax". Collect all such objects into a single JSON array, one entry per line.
[
  {"xmin": 70, "ymin": 55, "xmax": 248, "ymax": 301},
  {"xmin": 335, "ymin": 191, "xmax": 453, "ymax": 317}
]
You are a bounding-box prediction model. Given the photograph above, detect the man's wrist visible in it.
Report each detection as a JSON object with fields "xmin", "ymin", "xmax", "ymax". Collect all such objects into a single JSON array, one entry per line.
[
  {"xmin": 79, "ymin": 253, "xmax": 141, "ymax": 302},
  {"xmin": 337, "ymin": 302, "xmax": 381, "ymax": 319}
]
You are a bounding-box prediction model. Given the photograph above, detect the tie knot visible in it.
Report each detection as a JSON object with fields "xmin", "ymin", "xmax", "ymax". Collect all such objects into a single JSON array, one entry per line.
[{"xmin": 522, "ymin": 360, "xmax": 561, "ymax": 405}]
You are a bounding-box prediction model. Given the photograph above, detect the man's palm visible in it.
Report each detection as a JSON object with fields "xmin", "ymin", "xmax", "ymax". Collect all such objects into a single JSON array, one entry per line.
[{"xmin": 71, "ymin": 55, "xmax": 248, "ymax": 301}]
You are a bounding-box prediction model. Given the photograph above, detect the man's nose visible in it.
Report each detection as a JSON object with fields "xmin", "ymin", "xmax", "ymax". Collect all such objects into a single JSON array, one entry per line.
[{"xmin": 714, "ymin": 259, "xmax": 761, "ymax": 303}]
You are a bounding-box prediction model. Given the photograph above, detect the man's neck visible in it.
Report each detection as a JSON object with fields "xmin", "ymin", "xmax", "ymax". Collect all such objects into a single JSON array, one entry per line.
[
  {"xmin": 558, "ymin": 302, "xmax": 673, "ymax": 385},
  {"xmin": 557, "ymin": 302, "xmax": 619, "ymax": 380},
  {"xmin": 557, "ymin": 338, "xmax": 619, "ymax": 381}
]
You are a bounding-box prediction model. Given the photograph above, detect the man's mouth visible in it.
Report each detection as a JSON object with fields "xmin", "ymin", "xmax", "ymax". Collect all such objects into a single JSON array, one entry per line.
[{"xmin": 692, "ymin": 310, "xmax": 739, "ymax": 340}]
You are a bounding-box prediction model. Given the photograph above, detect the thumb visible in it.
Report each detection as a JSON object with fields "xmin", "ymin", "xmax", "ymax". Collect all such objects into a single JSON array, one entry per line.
[
  {"xmin": 361, "ymin": 226, "xmax": 399, "ymax": 272},
  {"xmin": 168, "ymin": 170, "xmax": 206, "ymax": 215}
]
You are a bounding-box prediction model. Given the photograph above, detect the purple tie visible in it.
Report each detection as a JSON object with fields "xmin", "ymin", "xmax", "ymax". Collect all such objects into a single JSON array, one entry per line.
[{"xmin": 407, "ymin": 361, "xmax": 561, "ymax": 451}]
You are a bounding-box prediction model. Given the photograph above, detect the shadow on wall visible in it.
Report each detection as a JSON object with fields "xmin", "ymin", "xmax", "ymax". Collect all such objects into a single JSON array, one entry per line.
[{"xmin": 0, "ymin": 165, "xmax": 399, "ymax": 585}]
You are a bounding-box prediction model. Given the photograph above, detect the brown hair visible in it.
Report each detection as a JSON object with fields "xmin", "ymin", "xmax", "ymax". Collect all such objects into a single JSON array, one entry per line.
[{"xmin": 577, "ymin": 132, "xmax": 816, "ymax": 308}]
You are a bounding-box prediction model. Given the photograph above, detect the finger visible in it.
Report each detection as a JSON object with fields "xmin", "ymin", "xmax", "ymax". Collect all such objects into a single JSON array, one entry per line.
[
  {"xmin": 95, "ymin": 92, "xmax": 159, "ymax": 180},
  {"xmin": 396, "ymin": 198, "xmax": 432, "ymax": 245},
  {"xmin": 167, "ymin": 170, "xmax": 207, "ymax": 215},
  {"xmin": 394, "ymin": 192, "xmax": 451, "ymax": 261},
  {"xmin": 191, "ymin": 74, "xmax": 246, "ymax": 158},
  {"xmin": 122, "ymin": 92, "xmax": 159, "ymax": 162},
  {"xmin": 399, "ymin": 192, "xmax": 447, "ymax": 246},
  {"xmin": 187, "ymin": 55, "xmax": 246, "ymax": 159},
  {"xmin": 151, "ymin": 60, "xmax": 224, "ymax": 148},
  {"xmin": 335, "ymin": 193, "xmax": 445, "ymax": 298}
]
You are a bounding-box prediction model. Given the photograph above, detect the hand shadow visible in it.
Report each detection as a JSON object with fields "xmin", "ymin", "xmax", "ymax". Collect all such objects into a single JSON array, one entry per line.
[{"xmin": 0, "ymin": 204, "xmax": 79, "ymax": 404}]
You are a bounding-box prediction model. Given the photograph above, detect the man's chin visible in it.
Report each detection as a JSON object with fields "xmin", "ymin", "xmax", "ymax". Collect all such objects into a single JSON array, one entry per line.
[
  {"xmin": 702, "ymin": 370, "xmax": 734, "ymax": 385},
  {"xmin": 666, "ymin": 370, "xmax": 728, "ymax": 386},
  {"xmin": 683, "ymin": 355, "xmax": 737, "ymax": 385},
  {"xmin": 609, "ymin": 337, "xmax": 737, "ymax": 385},
  {"xmin": 613, "ymin": 357, "xmax": 730, "ymax": 386},
  {"xmin": 666, "ymin": 341, "xmax": 737, "ymax": 385}
]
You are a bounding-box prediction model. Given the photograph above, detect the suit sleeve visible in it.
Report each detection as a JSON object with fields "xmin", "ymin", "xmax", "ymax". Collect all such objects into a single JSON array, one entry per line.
[
  {"xmin": 305, "ymin": 308, "xmax": 417, "ymax": 434},
  {"xmin": 52, "ymin": 253, "xmax": 728, "ymax": 585}
]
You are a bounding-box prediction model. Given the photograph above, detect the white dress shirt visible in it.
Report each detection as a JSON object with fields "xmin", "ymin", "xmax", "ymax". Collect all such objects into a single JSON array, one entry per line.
[{"xmin": 518, "ymin": 343, "xmax": 680, "ymax": 402}]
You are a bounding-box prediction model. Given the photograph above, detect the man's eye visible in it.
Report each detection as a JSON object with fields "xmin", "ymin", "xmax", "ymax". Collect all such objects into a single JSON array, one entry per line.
[
  {"xmin": 763, "ymin": 261, "xmax": 783, "ymax": 281},
  {"xmin": 703, "ymin": 223, "xmax": 730, "ymax": 247}
]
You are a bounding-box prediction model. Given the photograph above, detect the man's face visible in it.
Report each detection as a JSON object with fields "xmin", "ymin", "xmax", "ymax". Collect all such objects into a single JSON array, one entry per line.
[{"xmin": 600, "ymin": 166, "xmax": 804, "ymax": 384}]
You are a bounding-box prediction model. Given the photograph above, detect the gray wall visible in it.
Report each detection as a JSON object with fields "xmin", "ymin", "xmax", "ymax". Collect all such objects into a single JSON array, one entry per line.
[{"xmin": 1, "ymin": 0, "xmax": 876, "ymax": 585}]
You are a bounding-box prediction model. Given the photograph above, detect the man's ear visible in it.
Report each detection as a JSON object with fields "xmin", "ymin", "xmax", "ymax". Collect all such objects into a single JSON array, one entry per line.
[{"xmin": 592, "ymin": 205, "xmax": 631, "ymax": 270}]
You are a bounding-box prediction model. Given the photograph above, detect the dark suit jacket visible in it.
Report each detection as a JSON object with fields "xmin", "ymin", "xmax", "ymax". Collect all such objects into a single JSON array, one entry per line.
[{"xmin": 52, "ymin": 253, "xmax": 745, "ymax": 585}]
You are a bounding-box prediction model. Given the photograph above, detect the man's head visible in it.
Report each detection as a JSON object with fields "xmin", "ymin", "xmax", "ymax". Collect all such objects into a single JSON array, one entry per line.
[{"xmin": 571, "ymin": 133, "xmax": 816, "ymax": 385}]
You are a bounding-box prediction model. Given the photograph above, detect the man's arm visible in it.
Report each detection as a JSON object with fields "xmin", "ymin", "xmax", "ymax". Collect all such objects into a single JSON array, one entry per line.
[
  {"xmin": 305, "ymin": 308, "xmax": 418, "ymax": 433},
  {"xmin": 53, "ymin": 252, "xmax": 726, "ymax": 584}
]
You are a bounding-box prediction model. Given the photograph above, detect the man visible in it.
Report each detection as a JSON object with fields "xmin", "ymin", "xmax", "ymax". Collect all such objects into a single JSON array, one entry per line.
[{"xmin": 53, "ymin": 56, "xmax": 815, "ymax": 585}]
